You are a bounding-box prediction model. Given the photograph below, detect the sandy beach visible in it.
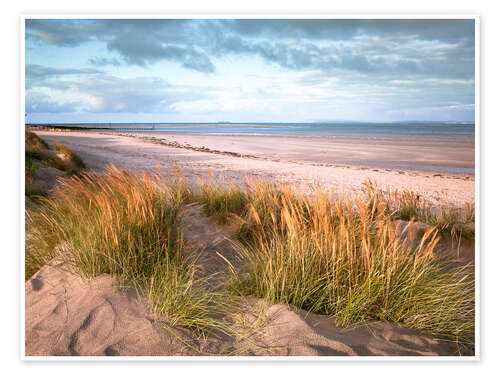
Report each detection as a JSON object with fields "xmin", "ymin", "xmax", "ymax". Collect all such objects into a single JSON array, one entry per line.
[
  {"xmin": 23, "ymin": 18, "xmax": 478, "ymax": 359},
  {"xmin": 32, "ymin": 130, "xmax": 474, "ymax": 207},
  {"xmin": 25, "ymin": 129, "xmax": 476, "ymax": 357},
  {"xmin": 131, "ymin": 132, "xmax": 475, "ymax": 174}
]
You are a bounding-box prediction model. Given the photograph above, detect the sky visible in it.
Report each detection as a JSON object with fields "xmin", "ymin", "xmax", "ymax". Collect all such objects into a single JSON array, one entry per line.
[{"xmin": 25, "ymin": 19, "xmax": 475, "ymax": 123}]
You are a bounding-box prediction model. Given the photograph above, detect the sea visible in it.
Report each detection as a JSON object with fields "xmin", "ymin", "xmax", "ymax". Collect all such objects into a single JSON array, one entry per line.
[
  {"xmin": 30, "ymin": 121, "xmax": 475, "ymax": 174},
  {"xmin": 38, "ymin": 121, "xmax": 475, "ymax": 141}
]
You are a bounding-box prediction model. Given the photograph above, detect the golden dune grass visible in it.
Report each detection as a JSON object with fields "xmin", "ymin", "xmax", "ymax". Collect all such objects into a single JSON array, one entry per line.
[{"xmin": 25, "ymin": 166, "xmax": 475, "ymax": 343}]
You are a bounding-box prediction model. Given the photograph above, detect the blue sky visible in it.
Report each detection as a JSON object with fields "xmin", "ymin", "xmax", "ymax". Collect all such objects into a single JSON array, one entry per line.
[{"xmin": 25, "ymin": 19, "xmax": 475, "ymax": 123}]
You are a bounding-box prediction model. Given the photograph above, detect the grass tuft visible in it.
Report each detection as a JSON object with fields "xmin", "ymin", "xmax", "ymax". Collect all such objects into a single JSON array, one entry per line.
[
  {"xmin": 25, "ymin": 166, "xmax": 223, "ymax": 334},
  {"xmin": 198, "ymin": 181, "xmax": 248, "ymax": 224},
  {"xmin": 25, "ymin": 131, "xmax": 87, "ymax": 197},
  {"xmin": 54, "ymin": 142, "xmax": 86, "ymax": 169},
  {"xmin": 197, "ymin": 178, "xmax": 475, "ymax": 343},
  {"xmin": 362, "ymin": 180, "xmax": 475, "ymax": 240},
  {"xmin": 25, "ymin": 130, "xmax": 49, "ymax": 149}
]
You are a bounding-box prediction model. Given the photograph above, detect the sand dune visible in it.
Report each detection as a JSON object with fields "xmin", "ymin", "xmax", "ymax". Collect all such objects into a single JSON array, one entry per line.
[
  {"xmin": 26, "ymin": 258, "xmax": 470, "ymax": 356},
  {"xmin": 25, "ymin": 130, "xmax": 475, "ymax": 357},
  {"xmin": 25, "ymin": 258, "xmax": 224, "ymax": 356},
  {"xmin": 26, "ymin": 203, "xmax": 473, "ymax": 357}
]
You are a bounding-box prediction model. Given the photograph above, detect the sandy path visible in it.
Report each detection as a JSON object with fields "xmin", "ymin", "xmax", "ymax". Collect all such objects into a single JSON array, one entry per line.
[
  {"xmin": 180, "ymin": 203, "xmax": 243, "ymax": 289},
  {"xmin": 33, "ymin": 130, "xmax": 475, "ymax": 206}
]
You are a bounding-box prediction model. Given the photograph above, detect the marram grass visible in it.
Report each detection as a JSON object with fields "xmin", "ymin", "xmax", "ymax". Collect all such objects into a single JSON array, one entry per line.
[
  {"xmin": 25, "ymin": 166, "xmax": 222, "ymax": 334},
  {"xmin": 54, "ymin": 141, "xmax": 86, "ymax": 169},
  {"xmin": 362, "ymin": 179, "xmax": 475, "ymax": 240},
  {"xmin": 25, "ymin": 131, "xmax": 87, "ymax": 198},
  {"xmin": 25, "ymin": 166, "xmax": 475, "ymax": 344},
  {"xmin": 198, "ymin": 179, "xmax": 475, "ymax": 344},
  {"xmin": 198, "ymin": 181, "xmax": 247, "ymax": 224}
]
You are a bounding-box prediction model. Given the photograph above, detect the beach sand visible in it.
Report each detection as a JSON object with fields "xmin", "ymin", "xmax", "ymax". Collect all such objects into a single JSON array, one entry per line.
[
  {"xmin": 32, "ymin": 130, "xmax": 474, "ymax": 207},
  {"xmin": 25, "ymin": 130, "xmax": 476, "ymax": 357},
  {"xmin": 26, "ymin": 258, "xmax": 470, "ymax": 356},
  {"xmin": 134, "ymin": 132, "xmax": 475, "ymax": 174}
]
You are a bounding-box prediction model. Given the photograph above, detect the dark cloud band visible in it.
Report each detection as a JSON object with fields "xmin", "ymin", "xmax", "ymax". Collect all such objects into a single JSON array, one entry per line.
[{"xmin": 26, "ymin": 19, "xmax": 474, "ymax": 77}]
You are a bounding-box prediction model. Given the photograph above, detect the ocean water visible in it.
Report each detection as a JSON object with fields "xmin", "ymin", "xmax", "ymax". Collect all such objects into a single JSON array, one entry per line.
[{"xmin": 46, "ymin": 121, "xmax": 475, "ymax": 141}]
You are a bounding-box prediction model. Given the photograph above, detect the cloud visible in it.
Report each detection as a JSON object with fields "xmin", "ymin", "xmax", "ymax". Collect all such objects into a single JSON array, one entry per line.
[
  {"xmin": 226, "ymin": 19, "xmax": 474, "ymax": 44},
  {"xmin": 25, "ymin": 20, "xmax": 475, "ymax": 122},
  {"xmin": 106, "ymin": 37, "xmax": 215, "ymax": 72},
  {"xmin": 26, "ymin": 67, "xmax": 208, "ymax": 114},
  {"xmin": 26, "ymin": 64, "xmax": 103, "ymax": 89},
  {"xmin": 384, "ymin": 103, "xmax": 475, "ymax": 121},
  {"xmin": 26, "ymin": 64, "xmax": 102, "ymax": 78},
  {"xmin": 25, "ymin": 19, "xmax": 475, "ymax": 78},
  {"xmin": 26, "ymin": 19, "xmax": 95, "ymax": 46},
  {"xmin": 26, "ymin": 91, "xmax": 81, "ymax": 113},
  {"xmin": 27, "ymin": 19, "xmax": 215, "ymax": 73},
  {"xmin": 88, "ymin": 57, "xmax": 122, "ymax": 67}
]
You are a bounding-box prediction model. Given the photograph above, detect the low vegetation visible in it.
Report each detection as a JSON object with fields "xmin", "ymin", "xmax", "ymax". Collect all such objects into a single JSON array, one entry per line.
[
  {"xmin": 25, "ymin": 130, "xmax": 85, "ymax": 199},
  {"xmin": 25, "ymin": 166, "xmax": 223, "ymax": 335},
  {"xmin": 25, "ymin": 161, "xmax": 475, "ymax": 346},
  {"xmin": 197, "ymin": 178, "xmax": 475, "ymax": 343},
  {"xmin": 198, "ymin": 182, "xmax": 247, "ymax": 224},
  {"xmin": 54, "ymin": 141, "xmax": 86, "ymax": 170},
  {"xmin": 361, "ymin": 180, "xmax": 475, "ymax": 240},
  {"xmin": 26, "ymin": 130, "xmax": 49, "ymax": 149}
]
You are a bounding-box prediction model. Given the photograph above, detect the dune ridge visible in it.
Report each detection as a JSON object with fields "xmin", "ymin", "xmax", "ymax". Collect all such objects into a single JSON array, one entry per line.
[
  {"xmin": 25, "ymin": 131, "xmax": 475, "ymax": 357},
  {"xmin": 26, "ymin": 259, "xmax": 471, "ymax": 356}
]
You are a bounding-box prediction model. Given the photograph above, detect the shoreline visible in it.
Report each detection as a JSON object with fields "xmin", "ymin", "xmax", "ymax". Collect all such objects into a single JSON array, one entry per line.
[
  {"xmin": 31, "ymin": 129, "xmax": 475, "ymax": 207},
  {"xmin": 26, "ymin": 125, "xmax": 475, "ymax": 176}
]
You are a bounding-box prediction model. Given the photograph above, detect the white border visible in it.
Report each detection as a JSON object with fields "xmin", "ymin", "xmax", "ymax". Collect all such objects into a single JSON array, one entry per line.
[
  {"xmin": 20, "ymin": 14, "xmax": 480, "ymax": 362},
  {"xmin": 474, "ymin": 15, "xmax": 480, "ymax": 361},
  {"xmin": 23, "ymin": 14, "xmax": 479, "ymax": 19}
]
